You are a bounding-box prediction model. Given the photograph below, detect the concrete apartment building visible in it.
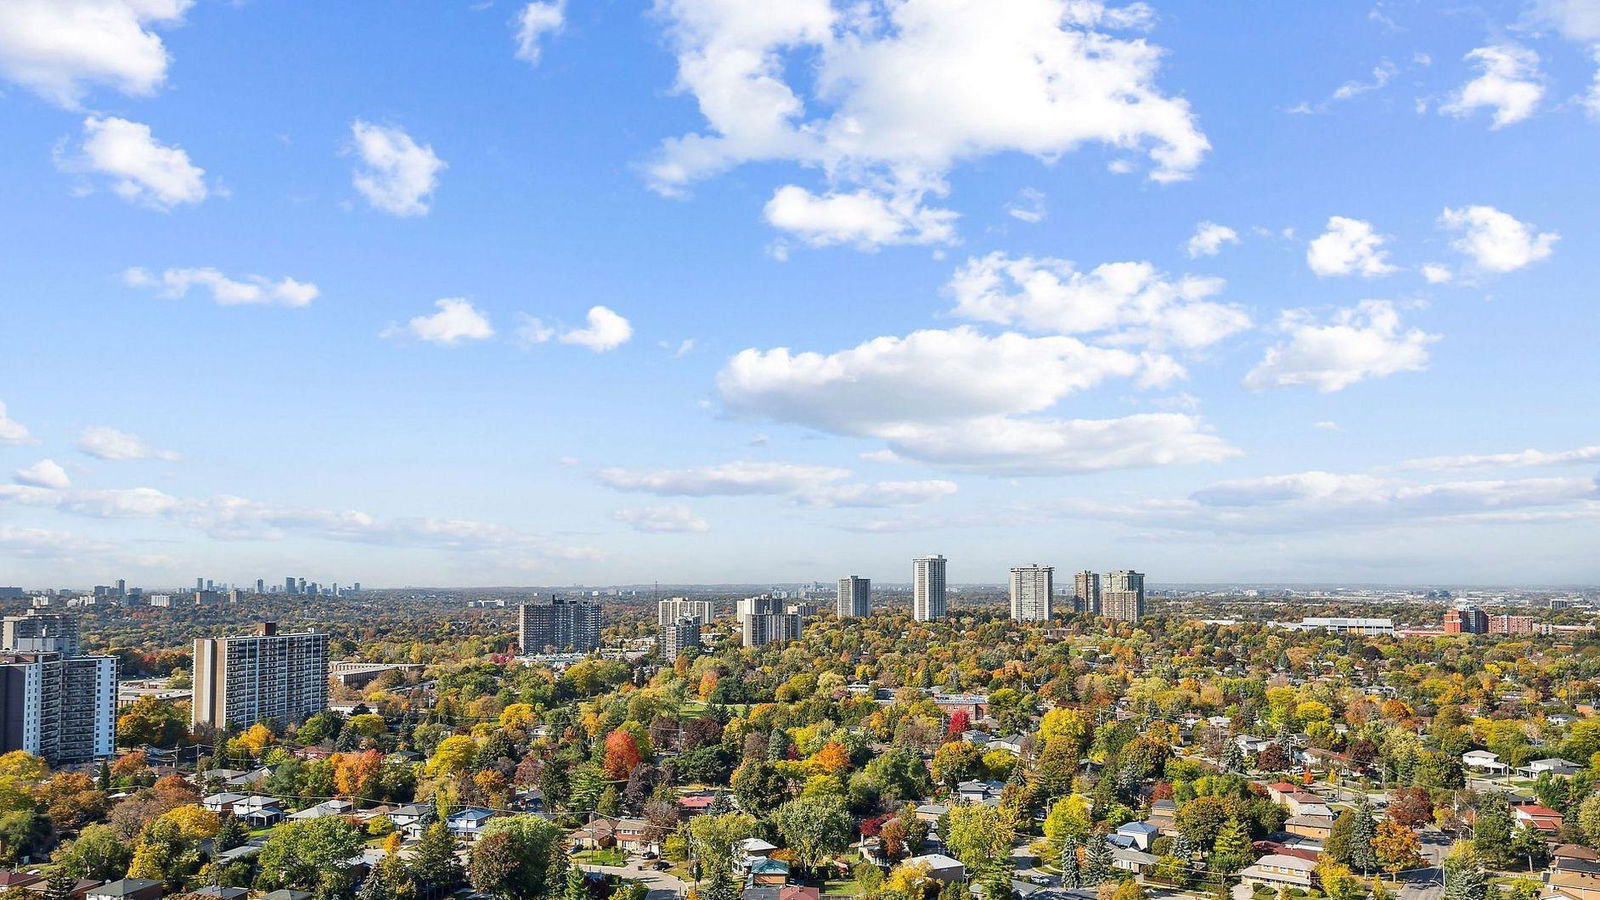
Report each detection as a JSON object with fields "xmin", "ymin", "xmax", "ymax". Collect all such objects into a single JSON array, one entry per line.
[
  {"xmin": 518, "ymin": 595, "xmax": 602, "ymax": 653},
  {"xmin": 661, "ymin": 617, "xmax": 701, "ymax": 659},
  {"xmin": 1444, "ymin": 606, "xmax": 1489, "ymax": 634},
  {"xmin": 1101, "ymin": 570, "xmax": 1146, "ymax": 623},
  {"xmin": 0, "ymin": 610, "xmax": 117, "ymax": 764},
  {"xmin": 192, "ymin": 623, "xmax": 331, "ymax": 731},
  {"xmin": 738, "ymin": 596, "xmax": 802, "ymax": 647},
  {"xmin": 1073, "ymin": 570, "xmax": 1101, "ymax": 614},
  {"xmin": 1009, "ymin": 565, "xmax": 1054, "ymax": 622},
  {"xmin": 912, "ymin": 555, "xmax": 947, "ymax": 622},
  {"xmin": 656, "ymin": 597, "xmax": 715, "ymax": 628},
  {"xmin": 836, "ymin": 576, "xmax": 870, "ymax": 618}
]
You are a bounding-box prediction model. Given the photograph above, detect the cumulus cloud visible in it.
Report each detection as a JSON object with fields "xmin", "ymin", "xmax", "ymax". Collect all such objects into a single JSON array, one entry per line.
[
  {"xmin": 1306, "ymin": 216, "xmax": 1396, "ymax": 277},
  {"xmin": 13, "ymin": 460, "xmax": 69, "ymax": 490},
  {"xmin": 1420, "ymin": 264, "xmax": 1454, "ymax": 284},
  {"xmin": 1439, "ymin": 205, "xmax": 1558, "ymax": 274},
  {"xmin": 513, "ymin": 0, "xmax": 565, "ymax": 64},
  {"xmin": 763, "ymin": 185, "xmax": 957, "ymax": 248},
  {"xmin": 1532, "ymin": 0, "xmax": 1600, "ymax": 41},
  {"xmin": 60, "ymin": 116, "xmax": 206, "ymax": 210},
  {"xmin": 717, "ymin": 327, "xmax": 1234, "ymax": 474},
  {"xmin": 1440, "ymin": 44, "xmax": 1544, "ymax": 128},
  {"xmin": 948, "ymin": 254, "xmax": 1249, "ymax": 351},
  {"xmin": 350, "ymin": 120, "xmax": 445, "ymax": 216},
  {"xmin": 1185, "ymin": 222, "xmax": 1239, "ymax": 258},
  {"xmin": 1243, "ymin": 300, "xmax": 1437, "ymax": 392},
  {"xmin": 648, "ymin": 0, "xmax": 1207, "ymax": 246},
  {"xmin": 558, "ymin": 305, "xmax": 632, "ymax": 352},
  {"xmin": 0, "ymin": 0, "xmax": 191, "ymax": 107},
  {"xmin": 597, "ymin": 461, "xmax": 850, "ymax": 496},
  {"xmin": 383, "ymin": 298, "xmax": 495, "ymax": 346},
  {"xmin": 77, "ymin": 426, "xmax": 179, "ymax": 461},
  {"xmin": 1400, "ymin": 444, "xmax": 1600, "ymax": 471},
  {"xmin": 612, "ymin": 504, "xmax": 709, "ymax": 534},
  {"xmin": 0, "ymin": 401, "xmax": 35, "ymax": 446},
  {"xmin": 123, "ymin": 266, "xmax": 318, "ymax": 307}
]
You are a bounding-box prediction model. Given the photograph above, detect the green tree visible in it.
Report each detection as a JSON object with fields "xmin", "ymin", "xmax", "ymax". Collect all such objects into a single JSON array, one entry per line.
[
  {"xmin": 1471, "ymin": 794, "xmax": 1516, "ymax": 869},
  {"xmin": 944, "ymin": 805, "xmax": 1015, "ymax": 873},
  {"xmin": 1211, "ymin": 817, "xmax": 1253, "ymax": 874},
  {"xmin": 468, "ymin": 815, "xmax": 567, "ymax": 900},
  {"xmin": 1326, "ymin": 800, "xmax": 1379, "ymax": 873},
  {"xmin": 1442, "ymin": 847, "xmax": 1488, "ymax": 900},
  {"xmin": 772, "ymin": 795, "xmax": 853, "ymax": 876},
  {"xmin": 54, "ymin": 824, "xmax": 131, "ymax": 882},
  {"xmin": 407, "ymin": 822, "xmax": 463, "ymax": 895},
  {"xmin": 1083, "ymin": 832, "xmax": 1112, "ymax": 887},
  {"xmin": 1059, "ymin": 835, "xmax": 1081, "ymax": 889},
  {"xmin": 255, "ymin": 817, "xmax": 364, "ymax": 894}
]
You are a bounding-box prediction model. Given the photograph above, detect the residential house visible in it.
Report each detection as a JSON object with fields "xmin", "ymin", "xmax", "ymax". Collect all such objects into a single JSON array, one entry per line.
[
  {"xmin": 956, "ymin": 780, "xmax": 1005, "ymax": 805},
  {"xmin": 1263, "ymin": 782, "xmax": 1301, "ymax": 805},
  {"xmin": 288, "ymin": 799, "xmax": 354, "ymax": 822},
  {"xmin": 201, "ymin": 792, "xmax": 247, "ymax": 816},
  {"xmin": 1462, "ymin": 750, "xmax": 1509, "ymax": 774},
  {"xmin": 446, "ymin": 807, "xmax": 497, "ymax": 841},
  {"xmin": 0, "ymin": 872, "xmax": 39, "ymax": 891},
  {"xmin": 735, "ymin": 837, "xmax": 778, "ymax": 871},
  {"xmin": 257, "ymin": 892, "xmax": 314, "ymax": 900},
  {"xmin": 1111, "ymin": 847, "xmax": 1158, "ymax": 878},
  {"xmin": 86, "ymin": 880, "xmax": 163, "ymax": 900},
  {"xmin": 1514, "ymin": 803, "xmax": 1564, "ymax": 833},
  {"xmin": 1238, "ymin": 854, "xmax": 1317, "ymax": 891},
  {"xmin": 24, "ymin": 879, "xmax": 102, "ymax": 899},
  {"xmin": 1285, "ymin": 815, "xmax": 1335, "ymax": 841},
  {"xmin": 571, "ymin": 816, "xmax": 618, "ymax": 850},
  {"xmin": 1521, "ymin": 758, "xmax": 1582, "ymax": 778},
  {"xmin": 615, "ymin": 818, "xmax": 659, "ymax": 856},
  {"xmin": 903, "ymin": 854, "xmax": 967, "ymax": 883},
  {"xmin": 1115, "ymin": 822, "xmax": 1158, "ymax": 852},
  {"xmin": 1235, "ymin": 736, "xmax": 1273, "ymax": 755},
  {"xmin": 747, "ymin": 858, "xmax": 790, "ymax": 886},
  {"xmin": 234, "ymin": 796, "xmax": 284, "ymax": 827},
  {"xmin": 389, "ymin": 804, "xmax": 434, "ymax": 841},
  {"xmin": 185, "ymin": 888, "xmax": 248, "ymax": 899}
]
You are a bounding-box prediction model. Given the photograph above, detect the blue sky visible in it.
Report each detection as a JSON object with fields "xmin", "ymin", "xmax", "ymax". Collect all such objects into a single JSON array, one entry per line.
[{"xmin": 1, "ymin": 0, "xmax": 1597, "ymax": 588}]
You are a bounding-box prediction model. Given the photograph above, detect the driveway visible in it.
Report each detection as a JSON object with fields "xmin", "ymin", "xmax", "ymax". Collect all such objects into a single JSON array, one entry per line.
[{"xmin": 580, "ymin": 861, "xmax": 690, "ymax": 900}]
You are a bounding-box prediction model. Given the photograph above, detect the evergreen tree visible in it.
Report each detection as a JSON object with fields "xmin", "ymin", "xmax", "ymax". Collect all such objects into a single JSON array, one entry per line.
[
  {"xmin": 1219, "ymin": 740, "xmax": 1244, "ymax": 772},
  {"xmin": 1083, "ymin": 833, "xmax": 1112, "ymax": 887},
  {"xmin": 408, "ymin": 823, "xmax": 462, "ymax": 897},
  {"xmin": 1346, "ymin": 799, "xmax": 1379, "ymax": 873},
  {"xmin": 977, "ymin": 861, "xmax": 1013, "ymax": 900},
  {"xmin": 1442, "ymin": 849, "xmax": 1488, "ymax": 900},
  {"xmin": 1471, "ymin": 794, "xmax": 1516, "ymax": 869},
  {"xmin": 42, "ymin": 867, "xmax": 76, "ymax": 900},
  {"xmin": 1059, "ymin": 835, "xmax": 1081, "ymax": 889}
]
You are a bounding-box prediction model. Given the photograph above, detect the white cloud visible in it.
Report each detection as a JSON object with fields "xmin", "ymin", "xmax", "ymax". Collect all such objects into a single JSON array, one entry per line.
[
  {"xmin": 0, "ymin": 401, "xmax": 35, "ymax": 446},
  {"xmin": 514, "ymin": 314, "xmax": 555, "ymax": 348},
  {"xmin": 1331, "ymin": 60, "xmax": 1398, "ymax": 101},
  {"xmin": 61, "ymin": 116, "xmax": 206, "ymax": 210},
  {"xmin": 123, "ymin": 266, "xmax": 318, "ymax": 307},
  {"xmin": 716, "ymin": 326, "xmax": 1234, "ymax": 473},
  {"xmin": 1072, "ymin": 466, "xmax": 1600, "ymax": 536},
  {"xmin": 559, "ymin": 305, "xmax": 632, "ymax": 352},
  {"xmin": 13, "ymin": 460, "xmax": 69, "ymax": 490},
  {"xmin": 797, "ymin": 479, "xmax": 958, "ymax": 508},
  {"xmin": 1185, "ymin": 221, "xmax": 1238, "ymax": 258},
  {"xmin": 0, "ymin": 0, "xmax": 191, "ymax": 107},
  {"xmin": 1305, "ymin": 216, "xmax": 1396, "ymax": 277},
  {"xmin": 1313, "ymin": 421, "xmax": 1341, "ymax": 432},
  {"xmin": 597, "ymin": 461, "xmax": 850, "ymax": 496},
  {"xmin": 383, "ymin": 298, "xmax": 494, "ymax": 346},
  {"xmin": 1532, "ymin": 0, "xmax": 1600, "ymax": 41},
  {"xmin": 1588, "ymin": 48, "xmax": 1600, "ymax": 118},
  {"xmin": 349, "ymin": 120, "xmax": 445, "ymax": 216},
  {"xmin": 1005, "ymin": 188, "xmax": 1047, "ymax": 224},
  {"xmin": 1244, "ymin": 300, "xmax": 1438, "ymax": 392},
  {"xmin": 948, "ymin": 254, "xmax": 1249, "ymax": 350},
  {"xmin": 77, "ymin": 426, "xmax": 179, "ymax": 461},
  {"xmin": 612, "ymin": 504, "xmax": 710, "ymax": 534},
  {"xmin": 1439, "ymin": 205, "xmax": 1558, "ymax": 274},
  {"xmin": 513, "ymin": 0, "xmax": 565, "ymax": 64},
  {"xmin": 1420, "ymin": 263, "xmax": 1454, "ymax": 284},
  {"xmin": 1400, "ymin": 444, "xmax": 1600, "ymax": 471},
  {"xmin": 648, "ymin": 0, "xmax": 1208, "ymax": 244},
  {"xmin": 1440, "ymin": 44, "xmax": 1544, "ymax": 128},
  {"xmin": 762, "ymin": 185, "xmax": 957, "ymax": 249},
  {"xmin": 671, "ymin": 338, "xmax": 696, "ymax": 358}
]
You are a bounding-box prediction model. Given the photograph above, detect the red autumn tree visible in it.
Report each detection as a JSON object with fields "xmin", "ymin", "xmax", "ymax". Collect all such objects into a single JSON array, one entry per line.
[
  {"xmin": 603, "ymin": 729, "xmax": 643, "ymax": 780},
  {"xmin": 946, "ymin": 710, "xmax": 971, "ymax": 739}
]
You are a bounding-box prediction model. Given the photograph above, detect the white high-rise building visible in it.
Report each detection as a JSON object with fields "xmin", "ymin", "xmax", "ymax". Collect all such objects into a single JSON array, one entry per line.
[
  {"xmin": 0, "ymin": 611, "xmax": 116, "ymax": 764},
  {"xmin": 836, "ymin": 576, "xmax": 871, "ymax": 618},
  {"xmin": 739, "ymin": 595, "xmax": 802, "ymax": 647},
  {"xmin": 1009, "ymin": 565, "xmax": 1054, "ymax": 622},
  {"xmin": 1073, "ymin": 570, "xmax": 1101, "ymax": 614},
  {"xmin": 661, "ymin": 617, "xmax": 701, "ymax": 659},
  {"xmin": 912, "ymin": 555, "xmax": 947, "ymax": 622},
  {"xmin": 657, "ymin": 597, "xmax": 715, "ymax": 628}
]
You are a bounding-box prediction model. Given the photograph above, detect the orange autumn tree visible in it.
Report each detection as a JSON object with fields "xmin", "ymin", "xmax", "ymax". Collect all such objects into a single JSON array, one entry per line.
[
  {"xmin": 603, "ymin": 729, "xmax": 642, "ymax": 780},
  {"xmin": 810, "ymin": 741, "xmax": 851, "ymax": 775},
  {"xmin": 333, "ymin": 749, "xmax": 383, "ymax": 800}
]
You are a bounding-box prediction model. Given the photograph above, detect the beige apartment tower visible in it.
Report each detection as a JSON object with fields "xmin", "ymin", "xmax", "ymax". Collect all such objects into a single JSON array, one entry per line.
[
  {"xmin": 912, "ymin": 555, "xmax": 947, "ymax": 622},
  {"xmin": 1009, "ymin": 565, "xmax": 1054, "ymax": 622},
  {"xmin": 1102, "ymin": 570, "xmax": 1146, "ymax": 623},
  {"xmin": 1073, "ymin": 570, "xmax": 1101, "ymax": 614},
  {"xmin": 192, "ymin": 623, "xmax": 330, "ymax": 731}
]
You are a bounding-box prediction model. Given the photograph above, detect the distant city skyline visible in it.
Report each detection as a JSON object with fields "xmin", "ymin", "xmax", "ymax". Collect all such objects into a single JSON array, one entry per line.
[{"xmin": 1, "ymin": 3, "xmax": 1598, "ymax": 586}]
